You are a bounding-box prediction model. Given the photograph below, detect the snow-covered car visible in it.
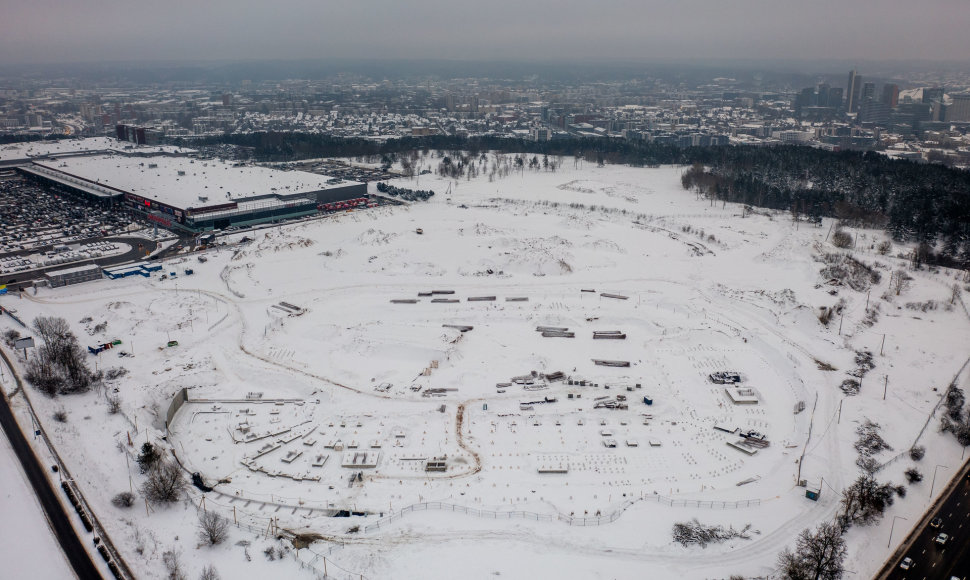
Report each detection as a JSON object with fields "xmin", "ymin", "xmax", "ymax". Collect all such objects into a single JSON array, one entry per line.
[
  {"xmin": 900, "ymin": 557, "xmax": 913, "ymax": 570},
  {"xmin": 934, "ymin": 533, "xmax": 948, "ymax": 546}
]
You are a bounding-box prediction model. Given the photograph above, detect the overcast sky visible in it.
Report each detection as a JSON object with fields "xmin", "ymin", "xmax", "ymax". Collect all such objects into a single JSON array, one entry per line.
[{"xmin": 1, "ymin": 0, "xmax": 968, "ymax": 66}]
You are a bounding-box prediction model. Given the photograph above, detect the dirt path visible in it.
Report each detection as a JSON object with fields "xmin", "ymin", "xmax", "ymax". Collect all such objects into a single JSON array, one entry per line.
[{"xmin": 454, "ymin": 401, "xmax": 482, "ymax": 477}]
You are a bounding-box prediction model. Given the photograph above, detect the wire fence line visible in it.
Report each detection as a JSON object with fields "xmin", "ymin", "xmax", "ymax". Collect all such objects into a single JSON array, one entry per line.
[
  {"xmin": 186, "ymin": 490, "xmax": 366, "ymax": 580},
  {"xmin": 912, "ymin": 354, "xmax": 970, "ymax": 448},
  {"xmin": 185, "ymin": 486, "xmax": 759, "ymax": 576},
  {"xmin": 363, "ymin": 495, "xmax": 762, "ymax": 533},
  {"xmin": 955, "ymin": 290, "xmax": 970, "ymax": 324},
  {"xmin": 298, "ymin": 546, "xmax": 365, "ymax": 580}
]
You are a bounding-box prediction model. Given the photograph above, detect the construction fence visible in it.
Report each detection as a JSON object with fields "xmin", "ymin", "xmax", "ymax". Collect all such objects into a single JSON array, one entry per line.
[{"xmin": 363, "ymin": 495, "xmax": 762, "ymax": 533}]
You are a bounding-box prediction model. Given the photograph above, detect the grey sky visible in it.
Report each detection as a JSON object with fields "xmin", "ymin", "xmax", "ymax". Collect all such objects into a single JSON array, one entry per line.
[{"xmin": 1, "ymin": 0, "xmax": 967, "ymax": 65}]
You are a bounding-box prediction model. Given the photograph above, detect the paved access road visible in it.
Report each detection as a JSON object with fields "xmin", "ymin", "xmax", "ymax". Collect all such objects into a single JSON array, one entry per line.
[
  {"xmin": 0, "ymin": 351, "xmax": 101, "ymax": 579},
  {"xmin": 0, "ymin": 235, "xmax": 161, "ymax": 289},
  {"xmin": 882, "ymin": 460, "xmax": 970, "ymax": 580}
]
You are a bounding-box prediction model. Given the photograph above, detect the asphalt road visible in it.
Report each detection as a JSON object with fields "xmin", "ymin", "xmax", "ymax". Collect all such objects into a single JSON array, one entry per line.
[
  {"xmin": 0, "ymin": 350, "xmax": 101, "ymax": 579},
  {"xmin": 883, "ymin": 460, "xmax": 970, "ymax": 580},
  {"xmin": 0, "ymin": 235, "xmax": 162, "ymax": 289}
]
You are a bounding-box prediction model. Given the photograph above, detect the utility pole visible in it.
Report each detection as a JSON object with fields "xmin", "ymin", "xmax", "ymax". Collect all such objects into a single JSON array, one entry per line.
[
  {"xmin": 838, "ymin": 399, "xmax": 843, "ymax": 424},
  {"xmin": 880, "ymin": 334, "xmax": 886, "ymax": 356},
  {"xmin": 125, "ymin": 452, "xmax": 133, "ymax": 493},
  {"xmin": 883, "ymin": 375, "xmax": 888, "ymax": 400}
]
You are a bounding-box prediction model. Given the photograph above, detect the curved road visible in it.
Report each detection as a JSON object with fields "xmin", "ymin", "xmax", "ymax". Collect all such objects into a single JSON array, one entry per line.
[
  {"xmin": 0, "ymin": 349, "xmax": 101, "ymax": 579},
  {"xmin": 0, "ymin": 235, "xmax": 162, "ymax": 289}
]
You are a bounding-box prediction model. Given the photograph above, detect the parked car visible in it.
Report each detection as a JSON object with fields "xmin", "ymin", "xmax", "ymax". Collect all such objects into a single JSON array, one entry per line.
[{"xmin": 900, "ymin": 557, "xmax": 913, "ymax": 570}]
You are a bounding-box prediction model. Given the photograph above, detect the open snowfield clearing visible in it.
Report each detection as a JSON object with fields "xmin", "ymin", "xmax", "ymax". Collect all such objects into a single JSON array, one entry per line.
[{"xmin": 2, "ymin": 158, "xmax": 969, "ymax": 579}]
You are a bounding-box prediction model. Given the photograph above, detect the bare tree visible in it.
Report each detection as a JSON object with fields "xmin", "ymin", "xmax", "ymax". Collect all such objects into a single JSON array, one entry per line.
[
  {"xmin": 831, "ymin": 230, "xmax": 853, "ymax": 249},
  {"xmin": 26, "ymin": 355, "xmax": 63, "ymax": 397},
  {"xmin": 26, "ymin": 316, "xmax": 97, "ymax": 396},
  {"xmin": 162, "ymin": 548, "xmax": 186, "ymax": 580},
  {"xmin": 853, "ymin": 419, "xmax": 892, "ymax": 459},
  {"xmin": 839, "ymin": 474, "xmax": 896, "ymax": 529},
  {"xmin": 904, "ymin": 467, "xmax": 923, "ymax": 483},
  {"xmin": 106, "ymin": 394, "xmax": 121, "ymax": 414},
  {"xmin": 672, "ymin": 518, "xmax": 752, "ymax": 547},
  {"xmin": 891, "ymin": 270, "xmax": 911, "ymax": 296},
  {"xmin": 197, "ymin": 511, "xmax": 229, "ymax": 546},
  {"xmin": 909, "ymin": 445, "xmax": 925, "ymax": 461},
  {"xmin": 777, "ymin": 521, "xmax": 846, "ymax": 580},
  {"xmin": 112, "ymin": 491, "xmax": 136, "ymax": 508},
  {"xmin": 2, "ymin": 328, "xmax": 20, "ymax": 347},
  {"xmin": 143, "ymin": 460, "xmax": 186, "ymax": 504}
]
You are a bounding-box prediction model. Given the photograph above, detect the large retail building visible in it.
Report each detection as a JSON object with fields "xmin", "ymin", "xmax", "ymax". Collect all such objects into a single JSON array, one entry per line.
[{"xmin": 3, "ymin": 137, "xmax": 366, "ymax": 232}]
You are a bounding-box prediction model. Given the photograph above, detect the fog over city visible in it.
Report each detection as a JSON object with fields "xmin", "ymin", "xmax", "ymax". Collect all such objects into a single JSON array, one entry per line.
[{"xmin": 1, "ymin": 0, "xmax": 969, "ymax": 65}]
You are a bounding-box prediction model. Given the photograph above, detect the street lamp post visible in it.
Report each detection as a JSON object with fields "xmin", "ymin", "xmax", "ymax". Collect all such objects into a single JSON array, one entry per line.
[
  {"xmin": 888, "ymin": 515, "xmax": 907, "ymax": 548},
  {"xmin": 930, "ymin": 464, "xmax": 949, "ymax": 499}
]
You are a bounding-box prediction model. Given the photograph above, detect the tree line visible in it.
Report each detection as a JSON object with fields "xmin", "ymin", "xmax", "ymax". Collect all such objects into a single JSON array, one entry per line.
[
  {"xmin": 187, "ymin": 133, "xmax": 970, "ymax": 266},
  {"xmin": 681, "ymin": 150, "xmax": 970, "ymax": 267}
]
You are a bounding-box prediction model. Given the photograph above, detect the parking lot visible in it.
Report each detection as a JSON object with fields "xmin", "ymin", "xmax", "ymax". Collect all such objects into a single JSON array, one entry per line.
[
  {"xmin": 299, "ymin": 159, "xmax": 400, "ymax": 182},
  {"xmin": 0, "ymin": 176, "xmax": 135, "ymax": 257}
]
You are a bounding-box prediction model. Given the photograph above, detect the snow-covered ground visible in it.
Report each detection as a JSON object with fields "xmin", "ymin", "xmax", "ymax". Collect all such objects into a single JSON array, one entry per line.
[{"xmin": 1, "ymin": 157, "xmax": 968, "ymax": 579}]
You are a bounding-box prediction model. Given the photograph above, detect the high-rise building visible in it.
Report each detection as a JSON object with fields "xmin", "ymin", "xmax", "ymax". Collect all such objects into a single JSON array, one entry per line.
[
  {"xmin": 817, "ymin": 83, "xmax": 830, "ymax": 107},
  {"xmin": 945, "ymin": 93, "xmax": 970, "ymax": 122},
  {"xmin": 796, "ymin": 87, "xmax": 817, "ymax": 110},
  {"xmin": 923, "ymin": 87, "xmax": 944, "ymax": 104},
  {"xmin": 859, "ymin": 99, "xmax": 890, "ymax": 125},
  {"xmin": 861, "ymin": 82, "xmax": 876, "ymax": 103},
  {"xmin": 881, "ymin": 84, "xmax": 899, "ymax": 108},
  {"xmin": 531, "ymin": 127, "xmax": 551, "ymax": 141},
  {"xmin": 828, "ymin": 87, "xmax": 844, "ymax": 109},
  {"xmin": 846, "ymin": 70, "xmax": 863, "ymax": 113}
]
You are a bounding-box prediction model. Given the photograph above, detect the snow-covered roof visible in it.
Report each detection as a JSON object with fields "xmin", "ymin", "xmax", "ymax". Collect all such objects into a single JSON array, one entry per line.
[
  {"xmin": 31, "ymin": 154, "xmax": 361, "ymax": 211},
  {"xmin": 0, "ymin": 137, "xmax": 182, "ymax": 163},
  {"xmin": 44, "ymin": 263, "xmax": 101, "ymax": 276}
]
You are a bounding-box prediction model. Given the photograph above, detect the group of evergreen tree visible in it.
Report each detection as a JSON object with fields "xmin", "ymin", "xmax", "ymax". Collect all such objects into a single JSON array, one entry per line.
[
  {"xmin": 374, "ymin": 182, "xmax": 434, "ymax": 201},
  {"xmin": 681, "ymin": 150, "xmax": 970, "ymax": 266}
]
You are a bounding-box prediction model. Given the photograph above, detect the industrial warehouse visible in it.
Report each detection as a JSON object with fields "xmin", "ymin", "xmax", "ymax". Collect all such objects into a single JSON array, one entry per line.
[
  {"xmin": 0, "ymin": 136, "xmax": 181, "ymax": 169},
  {"xmin": 1, "ymin": 137, "xmax": 367, "ymax": 233},
  {"xmin": 21, "ymin": 154, "xmax": 366, "ymax": 232}
]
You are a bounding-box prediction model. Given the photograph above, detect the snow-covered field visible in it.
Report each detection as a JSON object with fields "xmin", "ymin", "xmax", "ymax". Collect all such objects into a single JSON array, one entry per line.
[{"xmin": 2, "ymin": 157, "xmax": 968, "ymax": 579}]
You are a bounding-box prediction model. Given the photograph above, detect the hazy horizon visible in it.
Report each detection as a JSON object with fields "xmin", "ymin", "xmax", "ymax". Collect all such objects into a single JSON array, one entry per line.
[{"xmin": 2, "ymin": 0, "xmax": 968, "ymax": 67}]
